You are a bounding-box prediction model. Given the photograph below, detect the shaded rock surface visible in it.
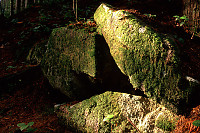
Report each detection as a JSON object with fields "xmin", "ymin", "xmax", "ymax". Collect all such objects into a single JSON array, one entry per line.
[
  {"xmin": 27, "ymin": 40, "xmax": 48, "ymax": 64},
  {"xmin": 37, "ymin": 27, "xmax": 138, "ymax": 100},
  {"xmin": 55, "ymin": 91, "xmax": 178, "ymax": 133},
  {"xmin": 94, "ymin": 3, "xmax": 199, "ymax": 113},
  {"xmin": 41, "ymin": 27, "xmax": 98, "ymax": 99}
]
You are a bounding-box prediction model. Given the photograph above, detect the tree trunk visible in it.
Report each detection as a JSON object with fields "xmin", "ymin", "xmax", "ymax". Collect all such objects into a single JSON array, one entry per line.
[
  {"xmin": 40, "ymin": 0, "xmax": 44, "ymax": 4},
  {"xmin": 76, "ymin": 0, "xmax": 77, "ymax": 21},
  {"xmin": 182, "ymin": 0, "xmax": 200, "ymax": 35},
  {"xmin": 0, "ymin": 0, "xmax": 5, "ymax": 16},
  {"xmin": 15, "ymin": 0, "xmax": 21, "ymax": 14},
  {"xmin": 11, "ymin": 0, "xmax": 14, "ymax": 16},
  {"xmin": 0, "ymin": 0, "xmax": 2, "ymax": 15},
  {"xmin": 25, "ymin": 0, "xmax": 28, "ymax": 8},
  {"xmin": 21, "ymin": 0, "xmax": 25, "ymax": 11},
  {"xmin": 28, "ymin": 0, "xmax": 34, "ymax": 5}
]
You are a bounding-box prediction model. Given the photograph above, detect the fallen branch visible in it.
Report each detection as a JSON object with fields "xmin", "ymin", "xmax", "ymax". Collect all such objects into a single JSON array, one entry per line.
[{"xmin": 127, "ymin": 116, "xmax": 141, "ymax": 133}]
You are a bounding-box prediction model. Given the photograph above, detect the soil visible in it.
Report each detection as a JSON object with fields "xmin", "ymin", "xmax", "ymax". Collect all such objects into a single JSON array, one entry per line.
[
  {"xmin": 0, "ymin": 66, "xmax": 74, "ymax": 132},
  {"xmin": 0, "ymin": 0, "xmax": 199, "ymax": 132}
]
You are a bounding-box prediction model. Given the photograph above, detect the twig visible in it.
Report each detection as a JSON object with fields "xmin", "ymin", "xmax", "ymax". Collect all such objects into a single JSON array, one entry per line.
[
  {"xmin": 127, "ymin": 116, "xmax": 141, "ymax": 133},
  {"xmin": 191, "ymin": 32, "xmax": 194, "ymax": 39}
]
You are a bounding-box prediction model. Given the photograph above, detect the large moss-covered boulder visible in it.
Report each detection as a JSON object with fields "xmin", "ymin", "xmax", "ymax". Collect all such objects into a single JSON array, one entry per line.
[
  {"xmin": 55, "ymin": 91, "xmax": 179, "ymax": 133},
  {"xmin": 39, "ymin": 26, "xmax": 139, "ymax": 100},
  {"xmin": 94, "ymin": 3, "xmax": 198, "ymax": 112},
  {"xmin": 41, "ymin": 27, "xmax": 99, "ymax": 99}
]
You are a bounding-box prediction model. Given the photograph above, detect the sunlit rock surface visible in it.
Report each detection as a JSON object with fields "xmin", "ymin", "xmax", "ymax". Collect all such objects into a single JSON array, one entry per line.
[
  {"xmin": 94, "ymin": 3, "xmax": 199, "ymax": 113},
  {"xmin": 55, "ymin": 91, "xmax": 178, "ymax": 133},
  {"xmin": 28, "ymin": 3, "xmax": 199, "ymax": 113}
]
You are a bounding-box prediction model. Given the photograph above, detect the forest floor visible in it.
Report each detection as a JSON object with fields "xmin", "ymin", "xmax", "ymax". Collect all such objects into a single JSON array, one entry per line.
[{"xmin": 0, "ymin": 1, "xmax": 200, "ymax": 132}]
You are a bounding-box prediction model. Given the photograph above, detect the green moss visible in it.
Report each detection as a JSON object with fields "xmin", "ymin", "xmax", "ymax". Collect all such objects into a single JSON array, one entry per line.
[
  {"xmin": 56, "ymin": 91, "xmax": 179, "ymax": 132},
  {"xmin": 57, "ymin": 91, "xmax": 134, "ymax": 132},
  {"xmin": 155, "ymin": 115, "xmax": 177, "ymax": 131},
  {"xmin": 41, "ymin": 27, "xmax": 98, "ymax": 99},
  {"xmin": 94, "ymin": 3, "xmax": 195, "ymax": 113},
  {"xmin": 26, "ymin": 40, "xmax": 48, "ymax": 64}
]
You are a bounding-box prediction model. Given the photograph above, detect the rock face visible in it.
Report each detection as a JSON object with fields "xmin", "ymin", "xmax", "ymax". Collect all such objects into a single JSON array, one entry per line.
[
  {"xmin": 28, "ymin": 3, "xmax": 199, "ymax": 113},
  {"xmin": 41, "ymin": 27, "xmax": 99, "ymax": 99},
  {"xmin": 26, "ymin": 3, "xmax": 199, "ymax": 132},
  {"xmin": 94, "ymin": 3, "xmax": 198, "ymax": 113},
  {"xmin": 55, "ymin": 91, "xmax": 178, "ymax": 133},
  {"xmin": 27, "ymin": 40, "xmax": 48, "ymax": 64},
  {"xmin": 40, "ymin": 27, "xmax": 135, "ymax": 100}
]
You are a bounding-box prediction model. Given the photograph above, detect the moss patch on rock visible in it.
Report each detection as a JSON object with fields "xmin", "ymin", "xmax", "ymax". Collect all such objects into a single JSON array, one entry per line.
[
  {"xmin": 155, "ymin": 115, "xmax": 177, "ymax": 132},
  {"xmin": 94, "ymin": 3, "xmax": 198, "ymax": 113},
  {"xmin": 26, "ymin": 40, "xmax": 48, "ymax": 64},
  {"xmin": 41, "ymin": 27, "xmax": 99, "ymax": 100},
  {"xmin": 55, "ymin": 91, "xmax": 179, "ymax": 133}
]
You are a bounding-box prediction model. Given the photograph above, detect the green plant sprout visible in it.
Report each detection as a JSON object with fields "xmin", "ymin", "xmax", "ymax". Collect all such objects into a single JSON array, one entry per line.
[
  {"xmin": 103, "ymin": 114, "xmax": 115, "ymax": 123},
  {"xmin": 192, "ymin": 120, "xmax": 200, "ymax": 127},
  {"xmin": 144, "ymin": 13, "xmax": 156, "ymax": 18},
  {"xmin": 17, "ymin": 122, "xmax": 37, "ymax": 132},
  {"xmin": 173, "ymin": 15, "xmax": 189, "ymax": 26},
  {"xmin": 103, "ymin": 113, "xmax": 119, "ymax": 132},
  {"xmin": 6, "ymin": 66, "xmax": 17, "ymax": 70}
]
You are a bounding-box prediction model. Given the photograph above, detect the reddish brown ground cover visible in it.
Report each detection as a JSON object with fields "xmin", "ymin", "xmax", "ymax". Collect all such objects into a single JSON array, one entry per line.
[
  {"xmin": 0, "ymin": 3, "xmax": 78, "ymax": 132},
  {"xmin": 0, "ymin": 70, "xmax": 73, "ymax": 132},
  {"xmin": 0, "ymin": 1, "xmax": 199, "ymax": 132},
  {"xmin": 174, "ymin": 105, "xmax": 200, "ymax": 132}
]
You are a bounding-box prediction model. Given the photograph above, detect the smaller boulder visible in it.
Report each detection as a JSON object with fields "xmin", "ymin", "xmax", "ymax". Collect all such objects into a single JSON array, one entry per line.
[
  {"xmin": 26, "ymin": 40, "xmax": 48, "ymax": 65},
  {"xmin": 55, "ymin": 91, "xmax": 179, "ymax": 133},
  {"xmin": 41, "ymin": 27, "xmax": 99, "ymax": 100}
]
